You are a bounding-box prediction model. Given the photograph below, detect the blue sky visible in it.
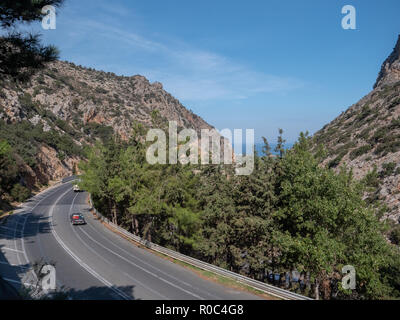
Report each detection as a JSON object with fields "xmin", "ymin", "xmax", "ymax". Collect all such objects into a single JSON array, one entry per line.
[{"xmin": 18, "ymin": 0, "xmax": 400, "ymax": 142}]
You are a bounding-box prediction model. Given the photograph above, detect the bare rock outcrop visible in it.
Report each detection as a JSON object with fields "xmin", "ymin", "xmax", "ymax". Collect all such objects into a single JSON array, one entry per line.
[
  {"xmin": 0, "ymin": 60, "xmax": 217, "ymax": 188},
  {"xmin": 374, "ymin": 35, "xmax": 400, "ymax": 89}
]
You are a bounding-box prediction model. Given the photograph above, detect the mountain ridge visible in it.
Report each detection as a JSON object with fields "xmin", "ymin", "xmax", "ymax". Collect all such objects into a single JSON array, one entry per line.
[
  {"xmin": 0, "ymin": 59, "xmax": 215, "ymax": 190},
  {"xmin": 375, "ymin": 35, "xmax": 400, "ymax": 89},
  {"xmin": 314, "ymin": 34, "xmax": 400, "ymax": 222}
]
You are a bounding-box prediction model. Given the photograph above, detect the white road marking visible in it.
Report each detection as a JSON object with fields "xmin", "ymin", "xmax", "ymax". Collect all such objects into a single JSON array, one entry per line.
[
  {"xmin": 1, "ymin": 247, "xmax": 24, "ymax": 254},
  {"xmin": 1, "ymin": 183, "xmax": 76, "ymax": 288},
  {"xmin": 78, "ymin": 225, "xmax": 205, "ymax": 300},
  {"xmin": 86, "ymin": 221, "xmax": 222, "ymax": 299},
  {"xmin": 18, "ymin": 187, "xmax": 67, "ymax": 281},
  {"xmin": 56, "ymin": 188, "xmax": 204, "ymax": 299},
  {"xmin": 2, "ymin": 182, "xmax": 221, "ymax": 300},
  {"xmin": 67, "ymin": 193, "xmax": 168, "ymax": 300},
  {"xmin": 48, "ymin": 188, "xmax": 131, "ymax": 300}
]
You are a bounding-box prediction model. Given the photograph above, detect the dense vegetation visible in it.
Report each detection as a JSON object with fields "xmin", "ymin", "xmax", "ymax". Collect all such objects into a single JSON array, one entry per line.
[
  {"xmin": 0, "ymin": 140, "xmax": 18, "ymax": 201},
  {"xmin": 0, "ymin": 119, "xmax": 85, "ymax": 207},
  {"xmin": 0, "ymin": 137, "xmax": 33, "ymax": 207},
  {"xmin": 79, "ymin": 127, "xmax": 400, "ymax": 300},
  {"xmin": 0, "ymin": 0, "xmax": 67, "ymax": 208}
]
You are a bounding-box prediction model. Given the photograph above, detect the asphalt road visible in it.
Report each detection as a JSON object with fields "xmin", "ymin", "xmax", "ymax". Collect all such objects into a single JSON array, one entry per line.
[{"xmin": 0, "ymin": 181, "xmax": 262, "ymax": 300}]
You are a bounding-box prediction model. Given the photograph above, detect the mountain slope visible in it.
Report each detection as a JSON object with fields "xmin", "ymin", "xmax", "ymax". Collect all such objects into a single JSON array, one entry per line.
[
  {"xmin": 313, "ymin": 35, "xmax": 400, "ymax": 222},
  {"xmin": 0, "ymin": 60, "xmax": 214, "ymax": 189}
]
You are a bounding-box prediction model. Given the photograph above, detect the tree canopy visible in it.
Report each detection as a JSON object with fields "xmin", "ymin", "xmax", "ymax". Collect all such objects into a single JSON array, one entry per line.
[
  {"xmin": 79, "ymin": 129, "xmax": 400, "ymax": 300},
  {"xmin": 0, "ymin": 0, "xmax": 64, "ymax": 80}
]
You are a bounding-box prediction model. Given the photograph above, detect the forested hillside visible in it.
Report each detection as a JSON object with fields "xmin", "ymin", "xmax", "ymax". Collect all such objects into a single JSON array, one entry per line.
[
  {"xmin": 0, "ymin": 59, "xmax": 215, "ymax": 209},
  {"xmin": 80, "ymin": 128, "xmax": 400, "ymax": 300}
]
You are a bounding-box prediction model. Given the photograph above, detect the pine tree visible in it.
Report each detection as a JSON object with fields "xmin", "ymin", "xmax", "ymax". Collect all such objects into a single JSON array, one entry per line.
[
  {"xmin": 0, "ymin": 0, "xmax": 64, "ymax": 80},
  {"xmin": 272, "ymin": 132, "xmax": 399, "ymax": 299},
  {"xmin": 195, "ymin": 165, "xmax": 237, "ymax": 269},
  {"xmin": 231, "ymin": 152, "xmax": 276, "ymax": 278}
]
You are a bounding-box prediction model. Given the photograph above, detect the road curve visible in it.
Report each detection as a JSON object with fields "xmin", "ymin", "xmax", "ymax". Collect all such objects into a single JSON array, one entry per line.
[{"xmin": 0, "ymin": 181, "xmax": 262, "ymax": 300}]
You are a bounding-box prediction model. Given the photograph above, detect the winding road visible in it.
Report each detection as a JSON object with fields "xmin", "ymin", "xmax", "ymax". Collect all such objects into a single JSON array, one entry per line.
[{"xmin": 0, "ymin": 180, "xmax": 261, "ymax": 300}]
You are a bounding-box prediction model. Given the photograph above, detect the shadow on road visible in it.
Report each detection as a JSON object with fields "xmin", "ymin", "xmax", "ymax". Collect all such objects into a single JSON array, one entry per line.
[
  {"xmin": 0, "ymin": 244, "xmax": 24, "ymax": 300},
  {"xmin": 0, "ymin": 243, "xmax": 136, "ymax": 300},
  {"xmin": 0, "ymin": 276, "xmax": 21, "ymax": 300},
  {"xmin": 64, "ymin": 284, "xmax": 136, "ymax": 300},
  {"xmin": 0, "ymin": 213, "xmax": 52, "ymax": 244}
]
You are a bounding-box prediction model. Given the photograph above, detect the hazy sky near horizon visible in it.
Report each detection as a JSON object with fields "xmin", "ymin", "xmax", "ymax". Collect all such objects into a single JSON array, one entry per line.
[{"xmin": 20, "ymin": 0, "xmax": 400, "ymax": 142}]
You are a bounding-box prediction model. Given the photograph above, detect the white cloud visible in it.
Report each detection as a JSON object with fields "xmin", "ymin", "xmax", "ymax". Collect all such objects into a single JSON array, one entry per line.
[
  {"xmin": 57, "ymin": 13, "xmax": 305, "ymax": 102},
  {"xmin": 142, "ymin": 58, "xmax": 304, "ymax": 101}
]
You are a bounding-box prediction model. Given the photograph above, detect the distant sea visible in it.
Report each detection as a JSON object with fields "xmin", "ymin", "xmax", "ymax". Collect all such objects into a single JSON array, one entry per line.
[{"xmin": 236, "ymin": 142, "xmax": 294, "ymax": 156}]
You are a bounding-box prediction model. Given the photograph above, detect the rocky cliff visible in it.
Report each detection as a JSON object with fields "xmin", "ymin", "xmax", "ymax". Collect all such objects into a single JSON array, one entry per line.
[
  {"xmin": 0, "ymin": 60, "xmax": 214, "ymax": 188},
  {"xmin": 313, "ymin": 35, "xmax": 400, "ymax": 222},
  {"xmin": 375, "ymin": 35, "xmax": 400, "ymax": 89}
]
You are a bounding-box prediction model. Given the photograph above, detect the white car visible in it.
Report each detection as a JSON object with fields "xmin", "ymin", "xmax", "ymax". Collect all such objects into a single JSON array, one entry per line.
[{"xmin": 73, "ymin": 184, "xmax": 80, "ymax": 192}]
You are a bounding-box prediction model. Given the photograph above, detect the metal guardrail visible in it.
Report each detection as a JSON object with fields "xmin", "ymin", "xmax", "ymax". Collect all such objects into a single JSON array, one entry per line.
[{"xmin": 88, "ymin": 195, "xmax": 313, "ymax": 300}]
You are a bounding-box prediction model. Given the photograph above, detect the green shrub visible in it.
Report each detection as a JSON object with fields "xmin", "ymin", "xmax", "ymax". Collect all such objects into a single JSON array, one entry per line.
[
  {"xmin": 32, "ymin": 87, "xmax": 41, "ymax": 97},
  {"xmin": 337, "ymin": 132, "xmax": 351, "ymax": 144},
  {"xmin": 0, "ymin": 120, "xmax": 38, "ymax": 166},
  {"xmin": 57, "ymin": 150, "xmax": 66, "ymax": 162},
  {"xmin": 71, "ymin": 98, "xmax": 80, "ymax": 108},
  {"xmin": 95, "ymin": 87, "xmax": 108, "ymax": 94},
  {"xmin": 375, "ymin": 138, "xmax": 400, "ymax": 156},
  {"xmin": 39, "ymin": 109, "xmax": 58, "ymax": 122},
  {"xmin": 328, "ymin": 156, "xmax": 342, "ymax": 168},
  {"xmin": 36, "ymin": 75, "xmax": 45, "ymax": 85},
  {"xmin": 380, "ymin": 162, "xmax": 397, "ymax": 178},
  {"xmin": 0, "ymin": 140, "xmax": 18, "ymax": 195},
  {"xmin": 10, "ymin": 184, "xmax": 30, "ymax": 202},
  {"xmin": 0, "ymin": 119, "xmax": 84, "ymax": 167},
  {"xmin": 357, "ymin": 104, "xmax": 373, "ymax": 122},
  {"xmin": 83, "ymin": 123, "xmax": 114, "ymax": 143},
  {"xmin": 54, "ymin": 80, "xmax": 64, "ymax": 89},
  {"xmin": 32, "ymin": 128, "xmax": 83, "ymax": 158},
  {"xmin": 390, "ymin": 226, "xmax": 400, "ymax": 245},
  {"xmin": 19, "ymin": 93, "xmax": 39, "ymax": 117},
  {"xmin": 379, "ymin": 84, "xmax": 394, "ymax": 98},
  {"xmin": 42, "ymin": 86, "xmax": 55, "ymax": 95},
  {"xmin": 363, "ymin": 166, "xmax": 380, "ymax": 189},
  {"xmin": 357, "ymin": 127, "xmax": 372, "ymax": 141},
  {"xmin": 349, "ymin": 145, "xmax": 372, "ymax": 160},
  {"xmin": 370, "ymin": 127, "xmax": 390, "ymax": 143},
  {"xmin": 55, "ymin": 119, "xmax": 81, "ymax": 138},
  {"xmin": 328, "ymin": 148, "xmax": 350, "ymax": 168},
  {"xmin": 389, "ymin": 117, "xmax": 400, "ymax": 130},
  {"xmin": 387, "ymin": 98, "xmax": 400, "ymax": 110},
  {"xmin": 326, "ymin": 127, "xmax": 338, "ymax": 137}
]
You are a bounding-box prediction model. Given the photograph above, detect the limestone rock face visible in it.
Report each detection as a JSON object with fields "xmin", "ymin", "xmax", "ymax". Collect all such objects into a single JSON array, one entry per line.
[
  {"xmin": 375, "ymin": 35, "xmax": 400, "ymax": 89},
  {"xmin": 0, "ymin": 60, "xmax": 216, "ymax": 188}
]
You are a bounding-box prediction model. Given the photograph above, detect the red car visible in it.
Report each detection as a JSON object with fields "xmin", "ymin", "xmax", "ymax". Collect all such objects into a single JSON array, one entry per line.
[{"xmin": 70, "ymin": 213, "xmax": 86, "ymax": 225}]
